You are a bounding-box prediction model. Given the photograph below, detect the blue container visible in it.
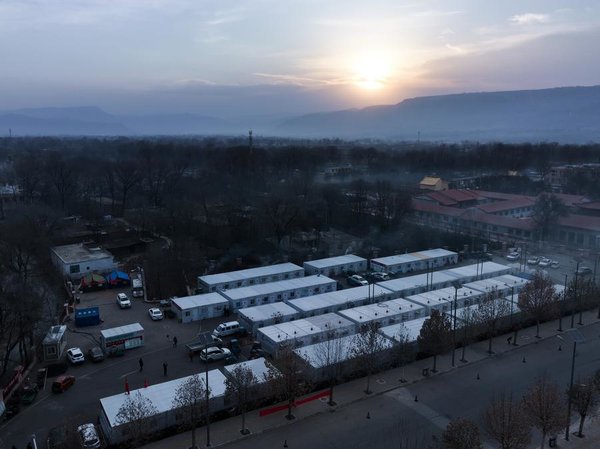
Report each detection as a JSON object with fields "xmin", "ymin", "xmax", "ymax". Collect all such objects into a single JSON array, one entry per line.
[{"xmin": 74, "ymin": 307, "xmax": 100, "ymax": 327}]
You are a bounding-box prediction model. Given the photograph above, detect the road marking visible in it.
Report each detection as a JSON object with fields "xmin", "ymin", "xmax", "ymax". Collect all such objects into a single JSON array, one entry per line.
[
  {"xmin": 120, "ymin": 370, "xmax": 138, "ymax": 379},
  {"xmin": 388, "ymin": 389, "xmax": 450, "ymax": 431}
]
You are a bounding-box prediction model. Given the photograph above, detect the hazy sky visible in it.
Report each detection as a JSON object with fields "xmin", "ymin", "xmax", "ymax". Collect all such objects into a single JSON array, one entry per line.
[{"xmin": 1, "ymin": 0, "xmax": 600, "ymax": 117}]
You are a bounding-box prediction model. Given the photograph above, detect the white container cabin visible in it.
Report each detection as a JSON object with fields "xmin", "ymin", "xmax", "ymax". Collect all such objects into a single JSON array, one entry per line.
[
  {"xmin": 171, "ymin": 293, "xmax": 229, "ymax": 323},
  {"xmin": 370, "ymin": 248, "xmax": 458, "ymax": 274},
  {"xmin": 303, "ymin": 254, "xmax": 368, "ymax": 276},
  {"xmin": 198, "ymin": 262, "xmax": 304, "ymax": 293}
]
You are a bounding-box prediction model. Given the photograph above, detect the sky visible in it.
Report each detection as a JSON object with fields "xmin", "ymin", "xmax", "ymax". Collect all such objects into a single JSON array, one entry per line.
[{"xmin": 1, "ymin": 0, "xmax": 600, "ymax": 118}]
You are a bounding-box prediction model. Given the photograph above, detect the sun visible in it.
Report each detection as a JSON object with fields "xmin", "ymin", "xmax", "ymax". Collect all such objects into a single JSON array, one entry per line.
[{"xmin": 353, "ymin": 56, "xmax": 391, "ymax": 90}]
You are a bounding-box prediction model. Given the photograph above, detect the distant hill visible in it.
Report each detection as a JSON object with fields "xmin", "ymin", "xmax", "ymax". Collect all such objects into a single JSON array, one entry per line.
[
  {"xmin": 279, "ymin": 85, "xmax": 600, "ymax": 142},
  {"xmin": 0, "ymin": 107, "xmax": 231, "ymax": 136}
]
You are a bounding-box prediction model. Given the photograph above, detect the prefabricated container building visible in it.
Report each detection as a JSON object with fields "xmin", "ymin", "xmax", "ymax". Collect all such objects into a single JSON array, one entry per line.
[
  {"xmin": 370, "ymin": 248, "xmax": 458, "ymax": 274},
  {"xmin": 219, "ymin": 275, "xmax": 336, "ymax": 311},
  {"xmin": 337, "ymin": 298, "xmax": 425, "ymax": 327},
  {"xmin": 100, "ymin": 323, "xmax": 144, "ymax": 353},
  {"xmin": 238, "ymin": 302, "xmax": 300, "ymax": 334},
  {"xmin": 286, "ymin": 284, "xmax": 394, "ymax": 318},
  {"xmin": 198, "ymin": 263, "xmax": 304, "ymax": 293},
  {"xmin": 303, "ymin": 254, "xmax": 368, "ymax": 276},
  {"xmin": 171, "ymin": 293, "xmax": 229, "ymax": 323}
]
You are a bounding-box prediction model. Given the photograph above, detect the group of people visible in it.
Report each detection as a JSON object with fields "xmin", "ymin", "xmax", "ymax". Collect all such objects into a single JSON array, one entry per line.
[{"xmin": 137, "ymin": 335, "xmax": 178, "ymax": 376}]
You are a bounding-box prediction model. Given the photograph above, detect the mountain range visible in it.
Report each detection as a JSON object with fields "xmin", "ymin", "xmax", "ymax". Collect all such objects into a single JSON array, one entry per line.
[{"xmin": 2, "ymin": 85, "xmax": 600, "ymax": 142}]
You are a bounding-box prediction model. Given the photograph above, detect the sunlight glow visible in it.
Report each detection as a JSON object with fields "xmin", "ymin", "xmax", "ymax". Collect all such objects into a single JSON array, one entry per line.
[{"xmin": 353, "ymin": 55, "xmax": 391, "ymax": 90}]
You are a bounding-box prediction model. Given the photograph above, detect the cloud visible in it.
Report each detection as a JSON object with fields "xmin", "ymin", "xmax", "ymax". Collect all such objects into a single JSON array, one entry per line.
[{"xmin": 510, "ymin": 13, "xmax": 550, "ymax": 25}]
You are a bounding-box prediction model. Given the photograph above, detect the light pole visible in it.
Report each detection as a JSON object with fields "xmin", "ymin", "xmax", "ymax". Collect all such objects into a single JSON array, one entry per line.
[
  {"xmin": 506, "ymin": 283, "xmax": 517, "ymax": 345},
  {"xmin": 558, "ymin": 274, "xmax": 567, "ymax": 332},
  {"xmin": 571, "ymin": 260, "xmax": 580, "ymax": 328},
  {"xmin": 451, "ymin": 282, "xmax": 461, "ymax": 367},
  {"xmin": 460, "ymin": 299, "xmax": 470, "ymax": 363},
  {"xmin": 558, "ymin": 329, "xmax": 586, "ymax": 442},
  {"xmin": 205, "ymin": 342, "xmax": 211, "ymax": 447}
]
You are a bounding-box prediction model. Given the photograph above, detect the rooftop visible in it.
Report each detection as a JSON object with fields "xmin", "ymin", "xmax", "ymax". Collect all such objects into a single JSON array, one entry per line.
[
  {"xmin": 171, "ymin": 293, "xmax": 229, "ymax": 311},
  {"xmin": 199, "ymin": 263, "xmax": 303, "ymax": 286},
  {"xmin": 371, "ymin": 248, "xmax": 457, "ymax": 267},
  {"xmin": 220, "ymin": 275, "xmax": 336, "ymax": 301},
  {"xmin": 223, "ymin": 357, "xmax": 276, "ymax": 383},
  {"xmin": 51, "ymin": 243, "xmax": 113, "ymax": 264},
  {"xmin": 287, "ymin": 284, "xmax": 394, "ymax": 312},
  {"xmin": 257, "ymin": 313, "xmax": 355, "ymax": 344},
  {"xmin": 238, "ymin": 302, "xmax": 299, "ymax": 321},
  {"xmin": 303, "ymin": 254, "xmax": 366, "ymax": 269}
]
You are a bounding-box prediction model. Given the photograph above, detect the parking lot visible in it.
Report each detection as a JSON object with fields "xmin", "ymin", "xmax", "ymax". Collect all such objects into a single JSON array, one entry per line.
[{"xmin": 0, "ymin": 286, "xmax": 244, "ymax": 449}]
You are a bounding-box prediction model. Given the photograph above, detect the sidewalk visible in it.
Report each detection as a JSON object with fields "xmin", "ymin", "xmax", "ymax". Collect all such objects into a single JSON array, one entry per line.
[{"xmin": 143, "ymin": 310, "xmax": 600, "ymax": 449}]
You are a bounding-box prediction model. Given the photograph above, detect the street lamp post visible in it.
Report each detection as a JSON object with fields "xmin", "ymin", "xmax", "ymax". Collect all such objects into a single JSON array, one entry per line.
[
  {"xmin": 558, "ymin": 274, "xmax": 567, "ymax": 332},
  {"xmin": 451, "ymin": 282, "xmax": 461, "ymax": 367},
  {"xmin": 571, "ymin": 260, "xmax": 580, "ymax": 328},
  {"xmin": 205, "ymin": 342, "xmax": 211, "ymax": 447},
  {"xmin": 460, "ymin": 299, "xmax": 470, "ymax": 362},
  {"xmin": 558, "ymin": 329, "xmax": 586, "ymax": 442}
]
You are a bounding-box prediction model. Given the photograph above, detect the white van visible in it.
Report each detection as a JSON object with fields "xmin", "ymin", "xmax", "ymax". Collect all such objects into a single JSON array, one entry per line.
[{"xmin": 212, "ymin": 321, "xmax": 245, "ymax": 338}]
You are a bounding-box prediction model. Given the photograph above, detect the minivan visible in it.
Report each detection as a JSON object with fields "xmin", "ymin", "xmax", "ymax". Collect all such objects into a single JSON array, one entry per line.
[{"xmin": 212, "ymin": 321, "xmax": 245, "ymax": 338}]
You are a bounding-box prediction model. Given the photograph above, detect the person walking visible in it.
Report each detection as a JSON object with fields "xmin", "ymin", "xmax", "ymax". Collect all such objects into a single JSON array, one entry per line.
[
  {"xmin": 163, "ymin": 362, "xmax": 168, "ymax": 376},
  {"xmin": 173, "ymin": 336, "xmax": 178, "ymax": 347},
  {"xmin": 139, "ymin": 358, "xmax": 144, "ymax": 372}
]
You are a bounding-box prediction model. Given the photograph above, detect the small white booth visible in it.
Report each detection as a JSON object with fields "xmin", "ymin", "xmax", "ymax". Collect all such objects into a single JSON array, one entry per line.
[{"xmin": 100, "ymin": 323, "xmax": 144, "ymax": 353}]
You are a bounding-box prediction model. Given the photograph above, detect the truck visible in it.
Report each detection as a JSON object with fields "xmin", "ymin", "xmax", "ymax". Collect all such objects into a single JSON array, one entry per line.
[
  {"xmin": 185, "ymin": 332, "xmax": 222, "ymax": 354},
  {"xmin": 132, "ymin": 278, "xmax": 144, "ymax": 298}
]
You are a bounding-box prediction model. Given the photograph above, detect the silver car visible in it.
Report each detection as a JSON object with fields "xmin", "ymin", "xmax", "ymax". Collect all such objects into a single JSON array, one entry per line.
[{"xmin": 77, "ymin": 423, "xmax": 101, "ymax": 448}]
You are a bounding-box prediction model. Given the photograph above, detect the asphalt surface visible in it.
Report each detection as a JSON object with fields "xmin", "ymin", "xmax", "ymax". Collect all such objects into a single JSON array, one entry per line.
[
  {"xmin": 0, "ymin": 287, "xmax": 237, "ymax": 449},
  {"xmin": 215, "ymin": 321, "xmax": 600, "ymax": 449}
]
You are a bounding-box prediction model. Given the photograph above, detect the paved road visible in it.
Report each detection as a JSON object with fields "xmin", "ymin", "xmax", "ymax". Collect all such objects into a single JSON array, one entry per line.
[{"xmin": 217, "ymin": 322, "xmax": 600, "ymax": 449}]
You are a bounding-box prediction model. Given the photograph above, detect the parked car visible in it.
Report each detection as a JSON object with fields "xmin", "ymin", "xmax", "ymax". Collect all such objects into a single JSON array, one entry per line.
[
  {"xmin": 506, "ymin": 252, "xmax": 520, "ymax": 261},
  {"xmin": 538, "ymin": 258, "xmax": 552, "ymax": 267},
  {"xmin": 88, "ymin": 346, "xmax": 105, "ymax": 363},
  {"xmin": 148, "ymin": 308, "xmax": 164, "ymax": 321},
  {"xmin": 116, "ymin": 293, "xmax": 131, "ymax": 309},
  {"xmin": 199, "ymin": 346, "xmax": 232, "ymax": 362},
  {"xmin": 527, "ymin": 256, "xmax": 540, "ymax": 265},
  {"xmin": 77, "ymin": 423, "xmax": 101, "ymax": 449},
  {"xmin": 52, "ymin": 375, "xmax": 76, "ymax": 393},
  {"xmin": 370, "ymin": 272, "xmax": 390, "ymax": 282},
  {"xmin": 550, "ymin": 260, "xmax": 560, "ymax": 269},
  {"xmin": 348, "ymin": 274, "xmax": 368, "ymax": 286},
  {"xmin": 66, "ymin": 347, "xmax": 85, "ymax": 365},
  {"xmin": 576, "ymin": 266, "xmax": 593, "ymax": 276}
]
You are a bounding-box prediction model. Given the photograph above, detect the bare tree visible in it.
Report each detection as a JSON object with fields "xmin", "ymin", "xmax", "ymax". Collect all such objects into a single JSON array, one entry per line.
[
  {"xmin": 350, "ymin": 321, "xmax": 389, "ymax": 394},
  {"xmin": 114, "ymin": 160, "xmax": 143, "ymax": 216},
  {"xmin": 312, "ymin": 329, "xmax": 346, "ymax": 405},
  {"xmin": 442, "ymin": 418, "xmax": 483, "ymax": 449},
  {"xmin": 518, "ymin": 273, "xmax": 558, "ymax": 338},
  {"xmin": 482, "ymin": 392, "xmax": 531, "ymax": 449},
  {"xmin": 521, "ymin": 377, "xmax": 567, "ymax": 449},
  {"xmin": 392, "ymin": 325, "xmax": 415, "ymax": 369},
  {"xmin": 225, "ymin": 365, "xmax": 258, "ymax": 435},
  {"xmin": 171, "ymin": 374, "xmax": 209, "ymax": 449},
  {"xmin": 532, "ymin": 193, "xmax": 567, "ymax": 241},
  {"xmin": 417, "ymin": 309, "xmax": 452, "ymax": 372},
  {"xmin": 474, "ymin": 289, "xmax": 510, "ymax": 354},
  {"xmin": 115, "ymin": 391, "xmax": 158, "ymax": 447},
  {"xmin": 266, "ymin": 343, "xmax": 306, "ymax": 420},
  {"xmin": 457, "ymin": 304, "xmax": 477, "ymax": 362},
  {"xmin": 568, "ymin": 378, "xmax": 599, "ymax": 438}
]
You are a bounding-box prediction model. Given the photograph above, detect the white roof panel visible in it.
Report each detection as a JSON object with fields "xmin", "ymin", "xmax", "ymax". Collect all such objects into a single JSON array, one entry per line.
[
  {"xmin": 199, "ymin": 263, "xmax": 303, "ymax": 285},
  {"xmin": 257, "ymin": 313, "xmax": 355, "ymax": 344},
  {"xmin": 287, "ymin": 284, "xmax": 394, "ymax": 312},
  {"xmin": 223, "ymin": 357, "xmax": 277, "ymax": 383},
  {"xmin": 172, "ymin": 293, "xmax": 229, "ymax": 311},
  {"xmin": 100, "ymin": 369, "xmax": 228, "ymax": 427},
  {"xmin": 238, "ymin": 302, "xmax": 299, "ymax": 322},
  {"xmin": 372, "ymin": 248, "xmax": 457, "ymax": 267},
  {"xmin": 338, "ymin": 298, "xmax": 425, "ymax": 324},
  {"xmin": 100, "ymin": 323, "xmax": 144, "ymax": 339},
  {"xmin": 294, "ymin": 333, "xmax": 393, "ymax": 368},
  {"xmin": 380, "ymin": 318, "xmax": 429, "ymax": 343},
  {"xmin": 221, "ymin": 275, "xmax": 335, "ymax": 301},
  {"xmin": 304, "ymin": 254, "xmax": 367, "ymax": 270}
]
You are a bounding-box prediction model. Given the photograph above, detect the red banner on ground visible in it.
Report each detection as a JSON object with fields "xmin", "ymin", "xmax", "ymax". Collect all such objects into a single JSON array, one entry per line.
[{"xmin": 259, "ymin": 390, "xmax": 330, "ymax": 417}]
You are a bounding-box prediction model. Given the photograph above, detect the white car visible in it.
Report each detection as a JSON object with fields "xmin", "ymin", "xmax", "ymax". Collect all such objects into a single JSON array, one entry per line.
[
  {"xmin": 538, "ymin": 258, "xmax": 551, "ymax": 268},
  {"xmin": 148, "ymin": 308, "xmax": 164, "ymax": 321},
  {"xmin": 348, "ymin": 274, "xmax": 369, "ymax": 286},
  {"xmin": 77, "ymin": 423, "xmax": 101, "ymax": 449},
  {"xmin": 116, "ymin": 293, "xmax": 131, "ymax": 309},
  {"xmin": 550, "ymin": 260, "xmax": 560, "ymax": 269},
  {"xmin": 67, "ymin": 347, "xmax": 85, "ymax": 365},
  {"xmin": 371, "ymin": 272, "xmax": 390, "ymax": 281},
  {"xmin": 199, "ymin": 346, "xmax": 232, "ymax": 362},
  {"xmin": 506, "ymin": 252, "xmax": 520, "ymax": 262},
  {"xmin": 527, "ymin": 256, "xmax": 540, "ymax": 265}
]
